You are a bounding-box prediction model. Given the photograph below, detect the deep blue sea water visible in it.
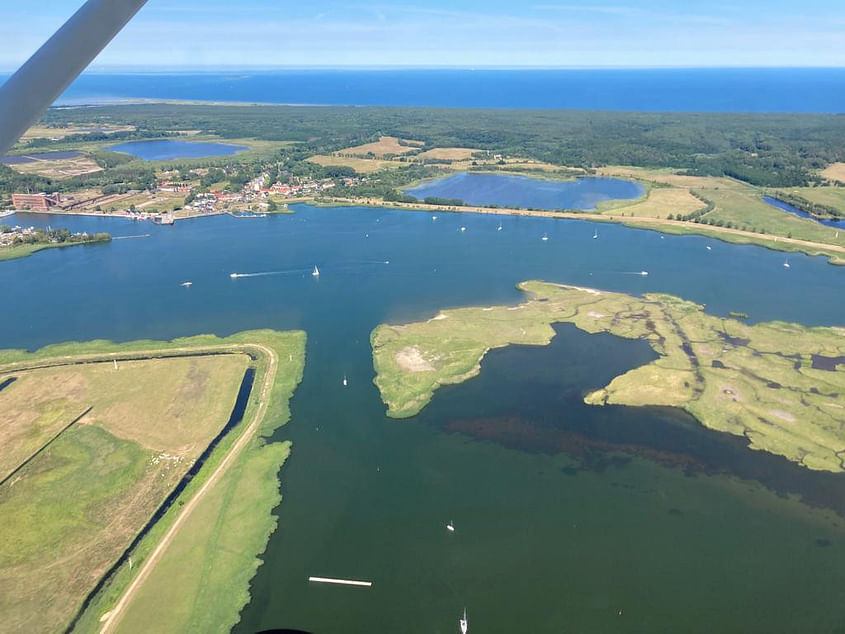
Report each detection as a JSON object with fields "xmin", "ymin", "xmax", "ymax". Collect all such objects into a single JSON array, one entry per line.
[
  {"xmin": 14, "ymin": 68, "xmax": 842, "ymax": 112},
  {"xmin": 406, "ymin": 173, "xmax": 644, "ymax": 211},
  {"xmin": 106, "ymin": 140, "xmax": 249, "ymax": 161}
]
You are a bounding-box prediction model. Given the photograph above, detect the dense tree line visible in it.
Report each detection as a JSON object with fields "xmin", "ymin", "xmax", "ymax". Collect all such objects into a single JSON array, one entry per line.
[{"xmin": 41, "ymin": 104, "xmax": 845, "ymax": 187}]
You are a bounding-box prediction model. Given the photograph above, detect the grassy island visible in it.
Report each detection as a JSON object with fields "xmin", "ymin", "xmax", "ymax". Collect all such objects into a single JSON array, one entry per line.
[
  {"xmin": 372, "ymin": 282, "xmax": 845, "ymax": 472},
  {"xmin": 0, "ymin": 330, "xmax": 305, "ymax": 634},
  {"xmin": 0, "ymin": 226, "xmax": 111, "ymax": 262}
]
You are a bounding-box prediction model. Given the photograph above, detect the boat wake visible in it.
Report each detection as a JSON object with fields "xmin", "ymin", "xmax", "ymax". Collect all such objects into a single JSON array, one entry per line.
[{"xmin": 229, "ymin": 269, "xmax": 308, "ymax": 279}]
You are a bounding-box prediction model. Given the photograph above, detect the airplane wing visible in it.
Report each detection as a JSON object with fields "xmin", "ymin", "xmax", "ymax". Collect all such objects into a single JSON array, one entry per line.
[{"xmin": 0, "ymin": 0, "xmax": 149, "ymax": 155}]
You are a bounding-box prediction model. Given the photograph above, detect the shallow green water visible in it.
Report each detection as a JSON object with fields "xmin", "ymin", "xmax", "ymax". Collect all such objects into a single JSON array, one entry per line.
[{"xmin": 1, "ymin": 204, "xmax": 844, "ymax": 633}]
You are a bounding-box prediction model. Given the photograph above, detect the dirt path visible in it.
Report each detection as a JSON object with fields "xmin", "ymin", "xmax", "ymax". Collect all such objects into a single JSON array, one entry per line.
[{"xmin": 96, "ymin": 342, "xmax": 279, "ymax": 633}]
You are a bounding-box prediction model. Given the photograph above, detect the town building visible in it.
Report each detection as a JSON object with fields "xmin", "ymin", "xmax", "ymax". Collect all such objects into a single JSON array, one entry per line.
[{"xmin": 12, "ymin": 193, "xmax": 61, "ymax": 211}]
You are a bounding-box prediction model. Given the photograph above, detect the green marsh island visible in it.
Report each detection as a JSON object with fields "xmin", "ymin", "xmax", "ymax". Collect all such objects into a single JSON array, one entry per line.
[
  {"xmin": 372, "ymin": 281, "xmax": 845, "ymax": 472},
  {"xmin": 0, "ymin": 330, "xmax": 305, "ymax": 634}
]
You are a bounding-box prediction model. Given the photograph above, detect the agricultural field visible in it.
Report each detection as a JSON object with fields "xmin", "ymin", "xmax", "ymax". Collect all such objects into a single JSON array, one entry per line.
[
  {"xmin": 372, "ymin": 281, "xmax": 845, "ymax": 472},
  {"xmin": 417, "ymin": 147, "xmax": 480, "ymax": 161},
  {"xmin": 335, "ymin": 135, "xmax": 423, "ymax": 158},
  {"xmin": 307, "ymin": 154, "xmax": 403, "ymax": 173},
  {"xmin": 18, "ymin": 124, "xmax": 136, "ymax": 142},
  {"xmin": 821, "ymin": 162, "xmax": 845, "ymax": 184}
]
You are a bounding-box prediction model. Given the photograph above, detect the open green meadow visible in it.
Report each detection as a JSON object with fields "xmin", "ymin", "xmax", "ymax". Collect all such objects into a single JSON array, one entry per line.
[{"xmin": 0, "ymin": 330, "xmax": 306, "ymax": 634}]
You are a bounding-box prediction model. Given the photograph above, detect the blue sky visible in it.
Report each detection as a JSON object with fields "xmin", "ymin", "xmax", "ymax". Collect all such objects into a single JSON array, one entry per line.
[{"xmin": 2, "ymin": 0, "xmax": 844, "ymax": 70}]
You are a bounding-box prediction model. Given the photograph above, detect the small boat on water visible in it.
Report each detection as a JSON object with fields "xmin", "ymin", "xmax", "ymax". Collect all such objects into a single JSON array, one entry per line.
[
  {"xmin": 460, "ymin": 226, "xmax": 467, "ymax": 232},
  {"xmin": 312, "ymin": 266, "xmax": 320, "ymax": 277},
  {"xmin": 593, "ymin": 228, "xmax": 598, "ymax": 239},
  {"xmin": 343, "ymin": 375, "xmax": 348, "ymax": 387},
  {"xmin": 432, "ymin": 215, "xmax": 438, "ymax": 221},
  {"xmin": 446, "ymin": 521, "xmax": 455, "ymax": 532},
  {"xmin": 541, "ymin": 233, "xmax": 549, "ymax": 242},
  {"xmin": 640, "ymin": 271, "xmax": 649, "ymax": 276},
  {"xmin": 460, "ymin": 608, "xmax": 468, "ymax": 634},
  {"xmin": 783, "ymin": 260, "xmax": 791, "ymax": 269},
  {"xmin": 706, "ymin": 246, "xmax": 712, "ymax": 251},
  {"xmin": 229, "ymin": 273, "xmax": 239, "ymax": 279},
  {"xmin": 180, "ymin": 281, "xmax": 193, "ymax": 287},
  {"xmin": 497, "ymin": 222, "xmax": 503, "ymax": 231}
]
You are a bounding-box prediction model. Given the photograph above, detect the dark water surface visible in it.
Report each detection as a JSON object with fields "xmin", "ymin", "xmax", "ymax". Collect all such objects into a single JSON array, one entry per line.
[
  {"xmin": 763, "ymin": 195, "xmax": 845, "ymax": 228},
  {"xmin": 1, "ymin": 205, "xmax": 844, "ymax": 633},
  {"xmin": 106, "ymin": 140, "xmax": 249, "ymax": 161},
  {"xmin": 1, "ymin": 151, "xmax": 82, "ymax": 164},
  {"xmin": 405, "ymin": 173, "xmax": 644, "ymax": 211}
]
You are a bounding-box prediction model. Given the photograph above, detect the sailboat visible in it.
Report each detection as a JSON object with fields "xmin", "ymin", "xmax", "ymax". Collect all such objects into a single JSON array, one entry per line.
[
  {"xmin": 312, "ymin": 266, "xmax": 320, "ymax": 277},
  {"xmin": 497, "ymin": 222, "xmax": 503, "ymax": 232},
  {"xmin": 446, "ymin": 521, "xmax": 455, "ymax": 532},
  {"xmin": 460, "ymin": 608, "xmax": 468, "ymax": 634},
  {"xmin": 541, "ymin": 233, "xmax": 549, "ymax": 242},
  {"xmin": 593, "ymin": 228, "xmax": 598, "ymax": 239},
  {"xmin": 180, "ymin": 281, "xmax": 193, "ymax": 287},
  {"xmin": 783, "ymin": 260, "xmax": 791, "ymax": 269},
  {"xmin": 343, "ymin": 375, "xmax": 348, "ymax": 387}
]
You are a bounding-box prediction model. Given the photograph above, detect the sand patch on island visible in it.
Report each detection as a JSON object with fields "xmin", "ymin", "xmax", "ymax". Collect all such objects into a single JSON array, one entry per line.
[{"xmin": 396, "ymin": 347, "xmax": 435, "ymax": 372}]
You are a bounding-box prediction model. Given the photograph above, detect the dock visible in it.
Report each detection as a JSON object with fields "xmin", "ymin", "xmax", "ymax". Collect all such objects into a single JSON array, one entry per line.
[{"xmin": 308, "ymin": 576, "xmax": 373, "ymax": 588}]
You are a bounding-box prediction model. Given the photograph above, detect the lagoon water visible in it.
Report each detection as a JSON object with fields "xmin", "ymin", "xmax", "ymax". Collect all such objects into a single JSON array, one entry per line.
[
  {"xmin": 2, "ymin": 205, "xmax": 845, "ymax": 632},
  {"xmin": 106, "ymin": 139, "xmax": 249, "ymax": 161},
  {"xmin": 764, "ymin": 195, "xmax": 845, "ymax": 228},
  {"xmin": 406, "ymin": 173, "xmax": 644, "ymax": 210}
]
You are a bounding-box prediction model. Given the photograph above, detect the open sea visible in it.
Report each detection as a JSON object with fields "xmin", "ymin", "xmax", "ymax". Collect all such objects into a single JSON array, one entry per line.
[{"xmin": 4, "ymin": 68, "xmax": 840, "ymax": 112}]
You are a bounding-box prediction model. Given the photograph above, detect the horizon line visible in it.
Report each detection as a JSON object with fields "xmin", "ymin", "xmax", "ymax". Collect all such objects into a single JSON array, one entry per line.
[{"xmin": 2, "ymin": 64, "xmax": 845, "ymax": 74}]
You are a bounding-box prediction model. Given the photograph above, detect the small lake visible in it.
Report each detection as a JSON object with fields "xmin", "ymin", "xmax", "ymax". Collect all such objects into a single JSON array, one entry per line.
[
  {"xmin": 405, "ymin": 172, "xmax": 644, "ymax": 211},
  {"xmin": 764, "ymin": 195, "xmax": 845, "ymax": 228},
  {"xmin": 106, "ymin": 140, "xmax": 249, "ymax": 161}
]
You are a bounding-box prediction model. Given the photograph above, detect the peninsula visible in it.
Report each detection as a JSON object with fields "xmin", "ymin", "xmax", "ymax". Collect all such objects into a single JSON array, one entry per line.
[
  {"xmin": 0, "ymin": 330, "xmax": 305, "ymax": 633},
  {"xmin": 371, "ymin": 281, "xmax": 845, "ymax": 472}
]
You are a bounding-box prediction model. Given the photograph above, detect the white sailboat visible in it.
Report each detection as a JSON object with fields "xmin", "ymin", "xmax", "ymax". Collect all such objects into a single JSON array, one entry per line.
[
  {"xmin": 181, "ymin": 281, "xmax": 193, "ymax": 287},
  {"xmin": 541, "ymin": 233, "xmax": 548, "ymax": 242},
  {"xmin": 460, "ymin": 226, "xmax": 467, "ymax": 233},
  {"xmin": 312, "ymin": 266, "xmax": 320, "ymax": 277},
  {"xmin": 343, "ymin": 375, "xmax": 348, "ymax": 387},
  {"xmin": 446, "ymin": 521, "xmax": 455, "ymax": 532},
  {"xmin": 497, "ymin": 222, "xmax": 503, "ymax": 231},
  {"xmin": 460, "ymin": 608, "xmax": 468, "ymax": 634},
  {"xmin": 783, "ymin": 260, "xmax": 791, "ymax": 269},
  {"xmin": 593, "ymin": 228, "xmax": 598, "ymax": 239}
]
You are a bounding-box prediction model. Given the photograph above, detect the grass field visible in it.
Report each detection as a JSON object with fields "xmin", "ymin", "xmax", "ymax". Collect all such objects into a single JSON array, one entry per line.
[
  {"xmin": 9, "ymin": 154, "xmax": 103, "ymax": 179},
  {"xmin": 599, "ymin": 186, "xmax": 703, "ymax": 218},
  {"xmin": 773, "ymin": 186, "xmax": 845, "ymax": 215},
  {"xmin": 64, "ymin": 330, "xmax": 306, "ymax": 634},
  {"xmin": 307, "ymin": 154, "xmax": 403, "ymax": 173},
  {"xmin": 0, "ymin": 239, "xmax": 108, "ymax": 263},
  {"xmin": 335, "ymin": 136, "xmax": 422, "ymax": 158},
  {"xmin": 0, "ymin": 353, "xmax": 250, "ymax": 633},
  {"xmin": 17, "ymin": 124, "xmax": 135, "ymax": 143},
  {"xmin": 372, "ymin": 281, "xmax": 845, "ymax": 472},
  {"xmin": 598, "ymin": 166, "xmax": 845, "ymax": 250},
  {"xmin": 821, "ymin": 163, "xmax": 845, "ymax": 184}
]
